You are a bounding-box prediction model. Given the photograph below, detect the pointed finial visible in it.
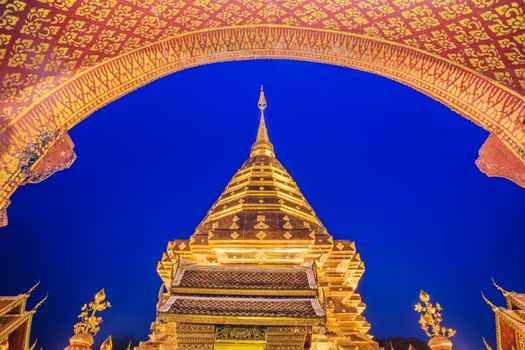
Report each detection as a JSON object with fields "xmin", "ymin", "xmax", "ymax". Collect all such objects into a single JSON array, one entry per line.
[
  {"xmin": 31, "ymin": 293, "xmax": 48, "ymax": 313},
  {"xmin": 481, "ymin": 291, "xmax": 497, "ymax": 311},
  {"xmin": 250, "ymin": 86, "xmax": 275, "ymax": 158},
  {"xmin": 258, "ymin": 85, "xmax": 267, "ymax": 111},
  {"xmin": 100, "ymin": 336, "xmax": 112, "ymax": 350},
  {"xmin": 483, "ymin": 337, "xmax": 494, "ymax": 350},
  {"xmin": 25, "ymin": 279, "xmax": 41, "ymax": 296},
  {"xmin": 127, "ymin": 340, "xmax": 132, "ymax": 350},
  {"xmin": 492, "ymin": 277, "xmax": 508, "ymax": 296}
]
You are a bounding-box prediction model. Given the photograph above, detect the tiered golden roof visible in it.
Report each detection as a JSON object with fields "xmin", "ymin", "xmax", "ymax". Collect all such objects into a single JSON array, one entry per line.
[
  {"xmin": 0, "ymin": 282, "xmax": 44, "ymax": 350},
  {"xmin": 141, "ymin": 89, "xmax": 379, "ymax": 349},
  {"xmin": 483, "ymin": 280, "xmax": 525, "ymax": 350}
]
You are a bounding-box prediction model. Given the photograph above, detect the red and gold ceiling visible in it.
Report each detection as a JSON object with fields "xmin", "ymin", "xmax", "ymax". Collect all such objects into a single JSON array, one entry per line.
[{"xmin": 0, "ymin": 0, "xmax": 524, "ymax": 225}]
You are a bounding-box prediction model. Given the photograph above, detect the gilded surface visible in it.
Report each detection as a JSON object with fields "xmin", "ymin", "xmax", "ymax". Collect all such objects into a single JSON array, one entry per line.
[
  {"xmin": 415, "ymin": 290, "xmax": 456, "ymax": 339},
  {"xmin": 0, "ymin": 0, "xmax": 525, "ymax": 216},
  {"xmin": 0, "ymin": 285, "xmax": 42, "ymax": 350},
  {"xmin": 215, "ymin": 326, "xmax": 265, "ymax": 341},
  {"xmin": 139, "ymin": 94, "xmax": 380, "ymax": 349},
  {"xmin": 73, "ymin": 289, "xmax": 111, "ymax": 336},
  {"xmin": 483, "ymin": 282, "xmax": 525, "ymax": 350},
  {"xmin": 175, "ymin": 266, "xmax": 314, "ymax": 290}
]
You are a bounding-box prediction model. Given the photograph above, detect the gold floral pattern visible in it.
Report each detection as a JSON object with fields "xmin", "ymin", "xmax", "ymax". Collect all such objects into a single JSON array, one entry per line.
[{"xmin": 0, "ymin": 0, "xmax": 525, "ymax": 221}]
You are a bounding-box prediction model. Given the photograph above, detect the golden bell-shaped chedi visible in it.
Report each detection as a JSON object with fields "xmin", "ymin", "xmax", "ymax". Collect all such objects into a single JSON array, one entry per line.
[
  {"xmin": 415, "ymin": 291, "xmax": 456, "ymax": 350},
  {"xmin": 137, "ymin": 88, "xmax": 380, "ymax": 350}
]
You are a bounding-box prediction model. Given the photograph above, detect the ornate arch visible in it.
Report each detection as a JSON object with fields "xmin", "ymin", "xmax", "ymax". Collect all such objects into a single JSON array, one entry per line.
[{"xmin": 1, "ymin": 1, "xmax": 524, "ymax": 226}]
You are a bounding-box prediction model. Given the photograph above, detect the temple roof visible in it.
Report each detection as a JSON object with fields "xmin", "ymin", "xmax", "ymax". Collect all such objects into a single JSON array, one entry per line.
[
  {"xmin": 159, "ymin": 261, "xmax": 325, "ymax": 326},
  {"xmin": 172, "ymin": 264, "xmax": 317, "ymax": 296},
  {"xmin": 491, "ymin": 279, "xmax": 525, "ymax": 311},
  {"xmin": 483, "ymin": 282, "xmax": 525, "ymax": 340},
  {"xmin": 159, "ymin": 295, "xmax": 324, "ymax": 326},
  {"xmin": 0, "ymin": 288, "xmax": 43, "ymax": 346}
]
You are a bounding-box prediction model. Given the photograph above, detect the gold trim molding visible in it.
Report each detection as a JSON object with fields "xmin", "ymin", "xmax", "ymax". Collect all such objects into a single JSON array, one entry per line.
[{"xmin": 1, "ymin": 25, "xmax": 524, "ymax": 210}]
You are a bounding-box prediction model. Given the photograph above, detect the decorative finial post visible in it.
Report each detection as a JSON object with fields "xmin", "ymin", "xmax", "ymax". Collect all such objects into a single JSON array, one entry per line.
[
  {"xmin": 65, "ymin": 289, "xmax": 111, "ymax": 350},
  {"xmin": 250, "ymin": 86, "xmax": 275, "ymax": 157},
  {"xmin": 415, "ymin": 290, "xmax": 456, "ymax": 350},
  {"xmin": 482, "ymin": 337, "xmax": 494, "ymax": 350},
  {"xmin": 258, "ymin": 85, "xmax": 267, "ymax": 111},
  {"xmin": 99, "ymin": 336, "xmax": 112, "ymax": 350}
]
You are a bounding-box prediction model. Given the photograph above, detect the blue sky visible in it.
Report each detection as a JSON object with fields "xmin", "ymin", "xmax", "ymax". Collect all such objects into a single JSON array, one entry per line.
[{"xmin": 0, "ymin": 60, "xmax": 523, "ymax": 349}]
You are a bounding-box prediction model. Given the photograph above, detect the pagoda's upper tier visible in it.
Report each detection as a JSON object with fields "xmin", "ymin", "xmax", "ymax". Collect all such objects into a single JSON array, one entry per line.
[{"xmin": 191, "ymin": 88, "xmax": 332, "ymax": 246}]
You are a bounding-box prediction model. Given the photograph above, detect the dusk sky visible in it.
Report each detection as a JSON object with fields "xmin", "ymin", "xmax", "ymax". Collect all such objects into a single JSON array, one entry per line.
[{"xmin": 0, "ymin": 60, "xmax": 523, "ymax": 349}]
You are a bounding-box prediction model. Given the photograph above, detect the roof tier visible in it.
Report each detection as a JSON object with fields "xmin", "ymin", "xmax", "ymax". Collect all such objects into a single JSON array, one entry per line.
[
  {"xmin": 172, "ymin": 264, "xmax": 317, "ymax": 296},
  {"xmin": 159, "ymin": 295, "xmax": 324, "ymax": 326}
]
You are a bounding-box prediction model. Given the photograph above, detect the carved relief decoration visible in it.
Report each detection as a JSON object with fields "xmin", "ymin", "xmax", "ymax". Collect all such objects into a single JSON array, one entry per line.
[{"xmin": 1, "ymin": 0, "xmax": 525, "ymax": 221}]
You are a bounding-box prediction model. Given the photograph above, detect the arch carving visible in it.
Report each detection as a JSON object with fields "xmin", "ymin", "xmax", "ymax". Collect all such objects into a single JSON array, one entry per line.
[{"xmin": 1, "ymin": 1, "xmax": 524, "ymax": 225}]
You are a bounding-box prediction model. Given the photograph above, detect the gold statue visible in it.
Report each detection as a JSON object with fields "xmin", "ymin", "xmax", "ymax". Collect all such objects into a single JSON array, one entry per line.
[{"xmin": 73, "ymin": 289, "xmax": 111, "ymax": 336}]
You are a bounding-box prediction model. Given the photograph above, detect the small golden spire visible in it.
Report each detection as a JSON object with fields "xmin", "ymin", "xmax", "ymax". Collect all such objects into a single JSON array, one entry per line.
[
  {"xmin": 483, "ymin": 337, "xmax": 494, "ymax": 350},
  {"xmin": 31, "ymin": 293, "xmax": 48, "ymax": 313},
  {"xmin": 492, "ymin": 277, "xmax": 508, "ymax": 296},
  {"xmin": 29, "ymin": 339, "xmax": 38, "ymax": 350},
  {"xmin": 481, "ymin": 291, "xmax": 498, "ymax": 311},
  {"xmin": 250, "ymin": 86, "xmax": 275, "ymax": 158},
  {"xmin": 258, "ymin": 85, "xmax": 267, "ymax": 110},
  {"xmin": 100, "ymin": 336, "xmax": 112, "ymax": 350},
  {"xmin": 25, "ymin": 279, "xmax": 41, "ymax": 296}
]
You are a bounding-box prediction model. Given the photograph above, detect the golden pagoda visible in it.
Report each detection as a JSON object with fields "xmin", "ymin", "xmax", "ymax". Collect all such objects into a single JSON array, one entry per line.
[{"xmin": 137, "ymin": 88, "xmax": 381, "ymax": 350}]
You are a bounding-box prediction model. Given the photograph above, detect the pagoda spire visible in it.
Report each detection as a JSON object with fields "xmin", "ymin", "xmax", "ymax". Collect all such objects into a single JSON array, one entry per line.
[{"xmin": 250, "ymin": 86, "xmax": 275, "ymax": 158}]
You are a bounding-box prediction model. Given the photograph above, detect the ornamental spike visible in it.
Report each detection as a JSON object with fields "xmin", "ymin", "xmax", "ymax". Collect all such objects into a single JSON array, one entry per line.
[
  {"xmin": 250, "ymin": 86, "xmax": 275, "ymax": 158},
  {"xmin": 481, "ymin": 291, "xmax": 497, "ymax": 311},
  {"xmin": 31, "ymin": 293, "xmax": 48, "ymax": 313},
  {"xmin": 491, "ymin": 277, "xmax": 508, "ymax": 296},
  {"xmin": 25, "ymin": 279, "xmax": 41, "ymax": 296}
]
